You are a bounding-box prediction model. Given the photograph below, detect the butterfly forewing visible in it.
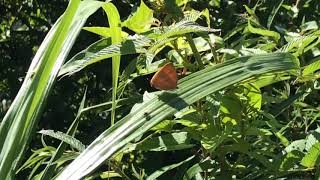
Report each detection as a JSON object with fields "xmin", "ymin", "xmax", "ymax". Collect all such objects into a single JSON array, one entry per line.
[{"xmin": 150, "ymin": 63, "xmax": 177, "ymax": 90}]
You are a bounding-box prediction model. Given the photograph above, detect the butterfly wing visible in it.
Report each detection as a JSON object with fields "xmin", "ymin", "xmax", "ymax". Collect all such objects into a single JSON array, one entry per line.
[{"xmin": 150, "ymin": 63, "xmax": 177, "ymax": 90}]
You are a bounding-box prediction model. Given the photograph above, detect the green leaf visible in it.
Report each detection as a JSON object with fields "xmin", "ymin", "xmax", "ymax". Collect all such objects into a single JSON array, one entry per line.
[
  {"xmin": 102, "ymin": 3, "xmax": 122, "ymax": 125},
  {"xmin": 100, "ymin": 171, "xmax": 122, "ymax": 179},
  {"xmin": 201, "ymin": 9, "xmax": 210, "ymax": 27},
  {"xmin": 301, "ymin": 21, "xmax": 319, "ymax": 32},
  {"xmin": 59, "ymin": 35, "xmax": 150, "ymax": 77},
  {"xmin": 284, "ymin": 139, "xmax": 307, "ymax": 153},
  {"xmin": 253, "ymin": 74, "xmax": 291, "ymax": 88},
  {"xmin": 56, "ymin": 53, "xmax": 299, "ymax": 179},
  {"xmin": 201, "ymin": 123, "xmax": 230, "ymax": 151},
  {"xmin": 267, "ymin": 0, "xmax": 284, "ymax": 29},
  {"xmin": 135, "ymin": 132, "xmax": 195, "ymax": 151},
  {"xmin": 16, "ymin": 146, "xmax": 55, "ymax": 174},
  {"xmin": 123, "ymin": 0, "xmax": 154, "ymax": 33},
  {"xmin": 220, "ymin": 95, "xmax": 242, "ymax": 125},
  {"xmin": 280, "ymin": 31, "xmax": 320, "ymax": 57},
  {"xmin": 244, "ymin": 83, "xmax": 262, "ymax": 110},
  {"xmin": 39, "ymin": 89, "xmax": 89, "ymax": 180},
  {"xmin": 183, "ymin": 158, "xmax": 215, "ymax": 180},
  {"xmin": 146, "ymin": 19, "xmax": 218, "ymax": 41},
  {"xmin": 302, "ymin": 57, "xmax": 320, "ymax": 76},
  {"xmin": 38, "ymin": 130, "xmax": 85, "ymax": 152},
  {"xmin": 146, "ymin": 155, "xmax": 194, "ymax": 180},
  {"xmin": 150, "ymin": 120, "xmax": 174, "ymax": 132},
  {"xmin": 247, "ymin": 20, "xmax": 280, "ymax": 42},
  {"xmin": 301, "ymin": 142, "xmax": 320, "ymax": 168},
  {"xmin": 280, "ymin": 151, "xmax": 304, "ymax": 171},
  {"xmin": 82, "ymin": 27, "xmax": 129, "ymax": 38},
  {"xmin": 270, "ymin": 92, "xmax": 305, "ymax": 117},
  {"xmin": 59, "ymin": 19, "xmax": 217, "ymax": 76}
]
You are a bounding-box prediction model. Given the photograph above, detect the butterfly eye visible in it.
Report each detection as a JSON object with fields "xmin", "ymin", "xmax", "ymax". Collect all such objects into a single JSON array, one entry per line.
[{"xmin": 150, "ymin": 63, "xmax": 178, "ymax": 90}]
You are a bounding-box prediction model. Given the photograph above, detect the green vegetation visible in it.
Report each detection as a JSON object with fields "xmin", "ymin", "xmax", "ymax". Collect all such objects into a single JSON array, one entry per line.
[{"xmin": 1, "ymin": 0, "xmax": 320, "ymax": 179}]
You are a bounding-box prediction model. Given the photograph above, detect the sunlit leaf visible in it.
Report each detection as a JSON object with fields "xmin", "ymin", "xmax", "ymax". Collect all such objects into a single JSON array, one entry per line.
[{"xmin": 123, "ymin": 0, "xmax": 154, "ymax": 33}]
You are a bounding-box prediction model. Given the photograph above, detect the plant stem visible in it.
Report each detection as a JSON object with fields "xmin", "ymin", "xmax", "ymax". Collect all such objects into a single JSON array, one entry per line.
[{"xmin": 186, "ymin": 34, "xmax": 204, "ymax": 69}]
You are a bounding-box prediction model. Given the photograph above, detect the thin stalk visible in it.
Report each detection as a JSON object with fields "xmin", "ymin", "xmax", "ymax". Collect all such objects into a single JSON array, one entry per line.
[{"xmin": 186, "ymin": 34, "xmax": 204, "ymax": 69}]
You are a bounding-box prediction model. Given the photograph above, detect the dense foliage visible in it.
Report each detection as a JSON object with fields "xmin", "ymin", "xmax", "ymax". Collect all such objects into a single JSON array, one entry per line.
[{"xmin": 1, "ymin": 0, "xmax": 320, "ymax": 179}]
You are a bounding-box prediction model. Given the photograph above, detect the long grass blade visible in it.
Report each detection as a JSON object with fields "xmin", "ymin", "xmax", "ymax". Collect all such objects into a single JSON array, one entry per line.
[{"xmin": 102, "ymin": 3, "xmax": 122, "ymax": 125}]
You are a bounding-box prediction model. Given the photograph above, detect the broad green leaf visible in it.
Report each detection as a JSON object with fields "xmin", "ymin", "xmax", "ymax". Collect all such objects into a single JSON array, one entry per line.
[
  {"xmin": 56, "ymin": 53, "xmax": 299, "ymax": 179},
  {"xmin": 301, "ymin": 142, "xmax": 320, "ymax": 168},
  {"xmin": 280, "ymin": 151, "xmax": 304, "ymax": 170},
  {"xmin": 146, "ymin": 20, "xmax": 217, "ymax": 41},
  {"xmin": 201, "ymin": 123, "xmax": 232, "ymax": 151},
  {"xmin": 219, "ymin": 96, "xmax": 242, "ymax": 125},
  {"xmin": 243, "ymin": 83, "xmax": 262, "ymax": 110},
  {"xmin": 123, "ymin": 0, "xmax": 154, "ymax": 33},
  {"xmin": 240, "ymin": 47, "xmax": 267, "ymax": 55},
  {"xmin": 219, "ymin": 84, "xmax": 261, "ymax": 124},
  {"xmin": 279, "ymin": 31, "xmax": 320, "ymax": 56}
]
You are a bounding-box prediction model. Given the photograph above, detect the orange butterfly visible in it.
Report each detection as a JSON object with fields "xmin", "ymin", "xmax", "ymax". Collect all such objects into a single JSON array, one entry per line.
[{"xmin": 150, "ymin": 63, "xmax": 178, "ymax": 90}]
